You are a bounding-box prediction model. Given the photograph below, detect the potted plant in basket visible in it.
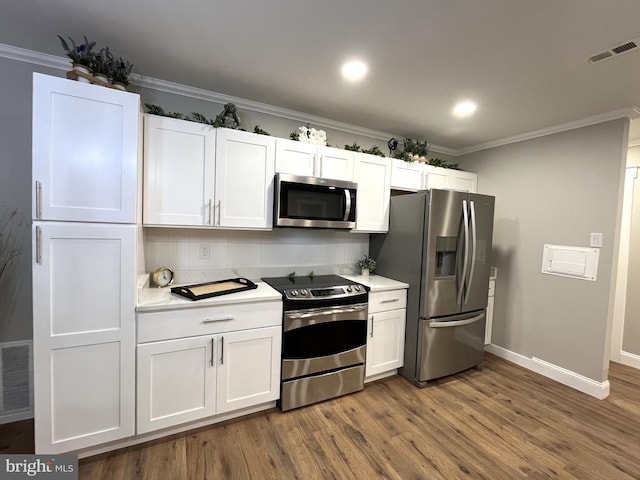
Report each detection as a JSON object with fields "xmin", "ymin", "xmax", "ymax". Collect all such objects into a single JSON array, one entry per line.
[
  {"xmin": 357, "ymin": 255, "xmax": 376, "ymax": 277},
  {"xmin": 90, "ymin": 47, "xmax": 114, "ymax": 84},
  {"xmin": 57, "ymin": 35, "xmax": 96, "ymax": 83},
  {"xmin": 111, "ymin": 57, "xmax": 134, "ymax": 91}
]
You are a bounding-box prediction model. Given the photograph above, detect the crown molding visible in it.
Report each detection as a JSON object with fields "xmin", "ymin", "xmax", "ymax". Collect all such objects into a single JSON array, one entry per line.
[
  {"xmin": 0, "ymin": 42, "xmax": 454, "ymax": 154},
  {"xmin": 456, "ymin": 106, "xmax": 640, "ymax": 156},
  {"xmin": 1, "ymin": 42, "xmax": 633, "ymax": 158},
  {"xmin": 0, "ymin": 42, "xmax": 69, "ymax": 70}
]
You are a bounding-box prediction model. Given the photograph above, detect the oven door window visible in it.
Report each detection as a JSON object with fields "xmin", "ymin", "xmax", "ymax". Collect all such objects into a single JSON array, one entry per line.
[
  {"xmin": 280, "ymin": 183, "xmax": 350, "ymax": 221},
  {"xmin": 283, "ymin": 320, "xmax": 366, "ymax": 359}
]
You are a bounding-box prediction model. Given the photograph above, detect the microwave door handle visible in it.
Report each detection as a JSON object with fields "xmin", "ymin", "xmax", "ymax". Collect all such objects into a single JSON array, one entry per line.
[
  {"xmin": 457, "ymin": 199, "xmax": 469, "ymax": 306},
  {"xmin": 464, "ymin": 200, "xmax": 477, "ymax": 304},
  {"xmin": 343, "ymin": 189, "xmax": 352, "ymax": 221}
]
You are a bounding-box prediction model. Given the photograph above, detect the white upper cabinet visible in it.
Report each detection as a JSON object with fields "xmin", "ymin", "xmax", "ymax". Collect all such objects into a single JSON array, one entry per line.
[
  {"xmin": 317, "ymin": 146, "xmax": 354, "ymax": 181},
  {"xmin": 390, "ymin": 158, "xmax": 477, "ymax": 193},
  {"xmin": 450, "ymin": 170, "xmax": 478, "ymax": 193},
  {"xmin": 353, "ymin": 153, "xmax": 391, "ymax": 232},
  {"xmin": 274, "ymin": 139, "xmax": 317, "ymax": 177},
  {"xmin": 390, "ymin": 159, "xmax": 422, "ymax": 191},
  {"xmin": 143, "ymin": 115, "xmax": 216, "ymax": 226},
  {"xmin": 215, "ymin": 128, "xmax": 275, "ymax": 229},
  {"xmin": 32, "ymin": 73, "xmax": 139, "ymax": 224},
  {"xmin": 143, "ymin": 121, "xmax": 275, "ymax": 229},
  {"xmin": 274, "ymin": 139, "xmax": 354, "ymax": 181},
  {"xmin": 422, "ymin": 165, "xmax": 452, "ymax": 190}
]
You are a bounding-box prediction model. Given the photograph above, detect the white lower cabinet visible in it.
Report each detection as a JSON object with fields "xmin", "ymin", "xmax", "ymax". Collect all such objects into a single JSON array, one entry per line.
[
  {"xmin": 216, "ymin": 326, "xmax": 282, "ymax": 414},
  {"xmin": 137, "ymin": 336, "xmax": 216, "ymax": 434},
  {"xmin": 366, "ymin": 289, "xmax": 407, "ymax": 380},
  {"xmin": 136, "ymin": 303, "xmax": 282, "ymax": 434}
]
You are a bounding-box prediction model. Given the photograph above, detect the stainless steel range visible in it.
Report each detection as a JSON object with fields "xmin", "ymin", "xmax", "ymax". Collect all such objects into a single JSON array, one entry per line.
[{"xmin": 261, "ymin": 274, "xmax": 369, "ymax": 411}]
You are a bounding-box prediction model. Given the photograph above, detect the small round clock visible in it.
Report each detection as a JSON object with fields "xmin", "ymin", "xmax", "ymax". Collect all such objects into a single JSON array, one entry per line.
[{"xmin": 152, "ymin": 267, "xmax": 174, "ymax": 288}]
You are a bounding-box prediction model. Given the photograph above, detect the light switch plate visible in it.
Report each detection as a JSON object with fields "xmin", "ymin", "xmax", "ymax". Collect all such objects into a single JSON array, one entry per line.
[{"xmin": 590, "ymin": 233, "xmax": 603, "ymax": 248}]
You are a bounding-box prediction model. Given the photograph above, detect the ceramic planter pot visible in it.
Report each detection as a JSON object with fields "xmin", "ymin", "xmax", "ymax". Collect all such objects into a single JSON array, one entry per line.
[{"xmin": 72, "ymin": 64, "xmax": 92, "ymax": 83}]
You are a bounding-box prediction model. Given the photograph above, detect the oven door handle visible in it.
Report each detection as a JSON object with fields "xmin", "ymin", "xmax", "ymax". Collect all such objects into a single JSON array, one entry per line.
[
  {"xmin": 287, "ymin": 306, "xmax": 366, "ymax": 319},
  {"xmin": 284, "ymin": 305, "xmax": 368, "ymax": 331}
]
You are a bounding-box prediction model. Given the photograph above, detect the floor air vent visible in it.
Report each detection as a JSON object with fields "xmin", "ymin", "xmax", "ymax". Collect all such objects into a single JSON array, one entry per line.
[
  {"xmin": 0, "ymin": 341, "xmax": 33, "ymax": 424},
  {"xmin": 589, "ymin": 37, "xmax": 640, "ymax": 64}
]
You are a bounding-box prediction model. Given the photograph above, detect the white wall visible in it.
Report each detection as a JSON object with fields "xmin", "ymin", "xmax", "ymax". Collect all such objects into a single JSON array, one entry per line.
[
  {"xmin": 458, "ymin": 119, "xmax": 629, "ymax": 383},
  {"xmin": 0, "ymin": 58, "xmax": 61, "ymax": 343}
]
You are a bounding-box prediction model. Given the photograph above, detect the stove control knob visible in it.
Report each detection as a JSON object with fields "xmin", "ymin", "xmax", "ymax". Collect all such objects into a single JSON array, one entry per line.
[
  {"xmin": 300, "ymin": 289, "xmax": 308, "ymax": 296},
  {"xmin": 354, "ymin": 285, "xmax": 361, "ymax": 291},
  {"xmin": 346, "ymin": 286, "xmax": 352, "ymax": 292},
  {"xmin": 290, "ymin": 290, "xmax": 298, "ymax": 296}
]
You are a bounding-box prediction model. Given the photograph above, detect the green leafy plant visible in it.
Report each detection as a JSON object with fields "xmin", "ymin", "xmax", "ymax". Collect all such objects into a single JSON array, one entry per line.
[
  {"xmin": 357, "ymin": 255, "xmax": 376, "ymax": 272},
  {"xmin": 396, "ymin": 151, "xmax": 415, "ymax": 162},
  {"xmin": 289, "ymin": 131, "xmax": 300, "ymax": 141},
  {"xmin": 253, "ymin": 125, "xmax": 270, "ymax": 135},
  {"xmin": 90, "ymin": 47, "xmax": 114, "ymax": 77},
  {"xmin": 57, "ymin": 35, "xmax": 96, "ymax": 67},
  {"xmin": 344, "ymin": 142, "xmax": 362, "ymax": 152},
  {"xmin": 428, "ymin": 158, "xmax": 461, "ymax": 170},
  {"xmin": 111, "ymin": 57, "xmax": 134, "ymax": 85},
  {"xmin": 362, "ymin": 145, "xmax": 385, "ymax": 157}
]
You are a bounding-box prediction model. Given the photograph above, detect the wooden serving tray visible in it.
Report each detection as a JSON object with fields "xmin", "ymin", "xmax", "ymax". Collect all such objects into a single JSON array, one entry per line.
[{"xmin": 171, "ymin": 278, "xmax": 258, "ymax": 301}]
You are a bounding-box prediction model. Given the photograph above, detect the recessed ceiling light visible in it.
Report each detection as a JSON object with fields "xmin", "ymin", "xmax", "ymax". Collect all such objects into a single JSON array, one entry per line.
[
  {"xmin": 341, "ymin": 60, "xmax": 368, "ymax": 82},
  {"xmin": 453, "ymin": 101, "xmax": 477, "ymax": 117}
]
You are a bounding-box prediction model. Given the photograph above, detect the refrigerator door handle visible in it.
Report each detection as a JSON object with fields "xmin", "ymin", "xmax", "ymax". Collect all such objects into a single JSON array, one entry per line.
[
  {"xmin": 457, "ymin": 200, "xmax": 470, "ymax": 306},
  {"xmin": 464, "ymin": 200, "xmax": 478, "ymax": 304},
  {"xmin": 429, "ymin": 312, "xmax": 485, "ymax": 328}
]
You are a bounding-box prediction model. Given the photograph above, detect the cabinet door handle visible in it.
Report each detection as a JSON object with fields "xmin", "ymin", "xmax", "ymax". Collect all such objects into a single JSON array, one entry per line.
[
  {"xmin": 220, "ymin": 336, "xmax": 224, "ymax": 365},
  {"xmin": 208, "ymin": 199, "xmax": 213, "ymax": 225},
  {"xmin": 217, "ymin": 200, "xmax": 221, "ymax": 226},
  {"xmin": 210, "ymin": 338, "xmax": 215, "ymax": 366},
  {"xmin": 381, "ymin": 298, "xmax": 399, "ymax": 304},
  {"xmin": 202, "ymin": 316, "xmax": 234, "ymax": 324},
  {"xmin": 370, "ymin": 315, "xmax": 374, "ymax": 338},
  {"xmin": 35, "ymin": 181, "xmax": 42, "ymax": 219},
  {"xmin": 35, "ymin": 226, "xmax": 42, "ymax": 264}
]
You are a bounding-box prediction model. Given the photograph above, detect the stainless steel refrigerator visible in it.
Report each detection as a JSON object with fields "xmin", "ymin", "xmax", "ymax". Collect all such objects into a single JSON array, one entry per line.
[{"xmin": 370, "ymin": 189, "xmax": 495, "ymax": 386}]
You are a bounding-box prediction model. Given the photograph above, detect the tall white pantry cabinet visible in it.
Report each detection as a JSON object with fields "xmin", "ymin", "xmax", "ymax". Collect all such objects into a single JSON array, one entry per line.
[{"xmin": 32, "ymin": 73, "xmax": 139, "ymax": 453}]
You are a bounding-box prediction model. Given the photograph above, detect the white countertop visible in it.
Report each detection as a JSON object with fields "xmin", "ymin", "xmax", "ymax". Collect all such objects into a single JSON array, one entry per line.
[
  {"xmin": 341, "ymin": 274, "xmax": 409, "ymax": 292},
  {"xmin": 137, "ymin": 281, "xmax": 282, "ymax": 313}
]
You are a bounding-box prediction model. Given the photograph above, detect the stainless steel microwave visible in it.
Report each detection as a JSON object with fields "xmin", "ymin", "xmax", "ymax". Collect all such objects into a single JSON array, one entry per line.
[{"xmin": 274, "ymin": 173, "xmax": 357, "ymax": 229}]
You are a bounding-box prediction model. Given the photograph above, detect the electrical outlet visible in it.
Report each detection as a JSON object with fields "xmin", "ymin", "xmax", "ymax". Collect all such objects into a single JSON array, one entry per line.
[
  {"xmin": 199, "ymin": 244, "xmax": 210, "ymax": 260},
  {"xmin": 590, "ymin": 233, "xmax": 603, "ymax": 248}
]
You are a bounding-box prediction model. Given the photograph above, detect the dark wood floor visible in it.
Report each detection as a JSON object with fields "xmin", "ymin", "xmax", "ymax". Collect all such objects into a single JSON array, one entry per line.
[{"xmin": 3, "ymin": 354, "xmax": 639, "ymax": 479}]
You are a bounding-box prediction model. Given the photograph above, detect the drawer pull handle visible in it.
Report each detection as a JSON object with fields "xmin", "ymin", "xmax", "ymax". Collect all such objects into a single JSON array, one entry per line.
[
  {"xmin": 381, "ymin": 298, "xmax": 399, "ymax": 303},
  {"xmin": 202, "ymin": 316, "xmax": 234, "ymax": 324}
]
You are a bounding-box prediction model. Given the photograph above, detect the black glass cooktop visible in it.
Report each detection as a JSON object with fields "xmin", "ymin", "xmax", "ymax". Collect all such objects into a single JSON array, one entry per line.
[{"xmin": 261, "ymin": 274, "xmax": 358, "ymax": 292}]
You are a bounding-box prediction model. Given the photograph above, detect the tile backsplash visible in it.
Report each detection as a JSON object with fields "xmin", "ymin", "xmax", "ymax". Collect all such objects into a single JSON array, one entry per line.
[{"xmin": 143, "ymin": 227, "xmax": 369, "ymax": 283}]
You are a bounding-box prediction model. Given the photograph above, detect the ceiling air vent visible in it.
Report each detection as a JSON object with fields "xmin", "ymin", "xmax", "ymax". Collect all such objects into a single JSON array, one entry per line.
[{"xmin": 589, "ymin": 37, "xmax": 640, "ymax": 64}]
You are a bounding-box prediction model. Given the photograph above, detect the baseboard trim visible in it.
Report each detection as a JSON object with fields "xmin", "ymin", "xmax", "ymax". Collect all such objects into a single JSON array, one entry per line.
[
  {"xmin": 485, "ymin": 344, "xmax": 610, "ymax": 399},
  {"xmin": 0, "ymin": 410, "xmax": 33, "ymax": 426},
  {"xmin": 619, "ymin": 351, "xmax": 640, "ymax": 369}
]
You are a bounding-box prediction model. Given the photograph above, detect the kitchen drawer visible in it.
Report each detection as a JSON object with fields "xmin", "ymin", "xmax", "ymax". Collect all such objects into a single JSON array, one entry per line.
[
  {"xmin": 488, "ymin": 279, "xmax": 495, "ymax": 297},
  {"xmin": 369, "ymin": 289, "xmax": 407, "ymax": 313},
  {"xmin": 137, "ymin": 300, "xmax": 282, "ymax": 343}
]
